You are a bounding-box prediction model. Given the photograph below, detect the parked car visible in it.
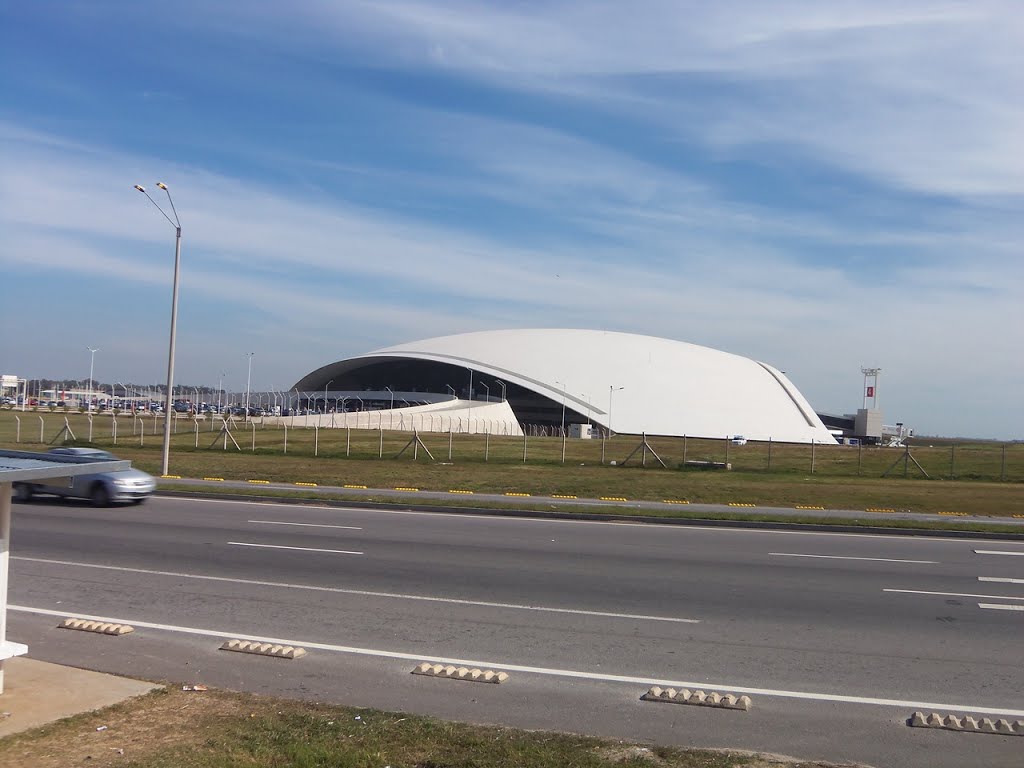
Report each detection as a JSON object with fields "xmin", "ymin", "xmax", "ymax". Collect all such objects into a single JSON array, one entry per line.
[{"xmin": 13, "ymin": 448, "xmax": 156, "ymax": 507}]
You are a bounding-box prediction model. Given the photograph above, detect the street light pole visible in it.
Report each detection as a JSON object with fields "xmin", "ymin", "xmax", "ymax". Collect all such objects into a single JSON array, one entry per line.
[
  {"xmin": 608, "ymin": 385, "xmax": 624, "ymax": 437},
  {"xmin": 244, "ymin": 352, "xmax": 254, "ymax": 421},
  {"xmin": 86, "ymin": 346, "xmax": 100, "ymax": 412},
  {"xmin": 385, "ymin": 386, "xmax": 394, "ymax": 429},
  {"xmin": 555, "ymin": 380, "xmax": 567, "ymax": 463},
  {"xmin": 135, "ymin": 182, "xmax": 181, "ymax": 477},
  {"xmin": 481, "ymin": 382, "xmax": 489, "ymax": 402},
  {"xmin": 494, "ymin": 379, "xmax": 506, "ymax": 402},
  {"xmin": 324, "ymin": 380, "xmax": 334, "ymax": 414}
]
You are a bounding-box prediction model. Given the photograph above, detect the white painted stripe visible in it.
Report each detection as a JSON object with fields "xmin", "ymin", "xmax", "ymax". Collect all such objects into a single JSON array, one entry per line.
[
  {"xmin": 12, "ymin": 557, "xmax": 699, "ymax": 624},
  {"xmin": 770, "ymin": 553, "xmax": 938, "ymax": 564},
  {"xmin": 978, "ymin": 603, "xmax": 1024, "ymax": 612},
  {"xmin": 171, "ymin": 496, "xmax": 1020, "ymax": 544},
  {"xmin": 9, "ymin": 603, "xmax": 1024, "ymax": 718},
  {"xmin": 228, "ymin": 542, "xmax": 363, "ymax": 555},
  {"xmin": 974, "ymin": 549, "xmax": 1024, "ymax": 556},
  {"xmin": 884, "ymin": 589, "xmax": 1024, "ymax": 601},
  {"xmin": 978, "ymin": 576, "xmax": 1024, "ymax": 584},
  {"xmin": 247, "ymin": 520, "xmax": 362, "ymax": 530}
]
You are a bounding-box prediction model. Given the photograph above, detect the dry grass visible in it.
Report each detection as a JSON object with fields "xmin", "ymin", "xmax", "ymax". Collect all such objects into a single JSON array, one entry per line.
[{"xmin": 0, "ymin": 686, "xmax": 848, "ymax": 768}]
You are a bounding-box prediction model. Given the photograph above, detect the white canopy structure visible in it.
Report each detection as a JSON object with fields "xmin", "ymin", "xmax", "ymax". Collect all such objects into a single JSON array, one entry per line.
[{"xmin": 292, "ymin": 329, "xmax": 836, "ymax": 444}]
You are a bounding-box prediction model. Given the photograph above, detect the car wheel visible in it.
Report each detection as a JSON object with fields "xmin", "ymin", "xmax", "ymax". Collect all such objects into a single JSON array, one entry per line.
[
  {"xmin": 13, "ymin": 483, "xmax": 34, "ymax": 502},
  {"xmin": 90, "ymin": 483, "xmax": 112, "ymax": 508},
  {"xmin": 131, "ymin": 498, "xmax": 146, "ymax": 506}
]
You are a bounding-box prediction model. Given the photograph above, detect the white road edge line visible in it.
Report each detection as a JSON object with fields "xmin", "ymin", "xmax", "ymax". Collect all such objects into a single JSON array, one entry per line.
[
  {"xmin": 978, "ymin": 576, "xmax": 1024, "ymax": 584},
  {"xmin": 978, "ymin": 603, "xmax": 1024, "ymax": 612},
  {"xmin": 769, "ymin": 553, "xmax": 938, "ymax": 564},
  {"xmin": 247, "ymin": 520, "xmax": 362, "ymax": 530},
  {"xmin": 170, "ymin": 496, "xmax": 1019, "ymax": 544},
  {"xmin": 9, "ymin": 604, "xmax": 1024, "ymax": 718},
  {"xmin": 884, "ymin": 589, "xmax": 1024, "ymax": 601},
  {"xmin": 974, "ymin": 549, "xmax": 1024, "ymax": 556},
  {"xmin": 11, "ymin": 556, "xmax": 700, "ymax": 624},
  {"xmin": 228, "ymin": 542, "xmax": 363, "ymax": 555}
]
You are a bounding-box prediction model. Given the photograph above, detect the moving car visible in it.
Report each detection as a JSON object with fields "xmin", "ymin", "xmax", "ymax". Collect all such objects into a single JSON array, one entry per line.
[{"xmin": 12, "ymin": 448, "xmax": 156, "ymax": 507}]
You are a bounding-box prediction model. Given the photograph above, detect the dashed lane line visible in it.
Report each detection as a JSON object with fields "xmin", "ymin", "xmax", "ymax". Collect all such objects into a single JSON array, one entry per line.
[
  {"xmin": 978, "ymin": 576, "xmax": 1024, "ymax": 584},
  {"xmin": 247, "ymin": 520, "xmax": 362, "ymax": 530},
  {"xmin": 228, "ymin": 542, "xmax": 363, "ymax": 555},
  {"xmin": 12, "ymin": 556, "xmax": 699, "ymax": 624},
  {"xmin": 978, "ymin": 603, "xmax": 1024, "ymax": 612},
  {"xmin": 770, "ymin": 553, "xmax": 938, "ymax": 564},
  {"xmin": 974, "ymin": 549, "xmax": 1024, "ymax": 556},
  {"xmin": 9, "ymin": 604, "xmax": 1024, "ymax": 718}
]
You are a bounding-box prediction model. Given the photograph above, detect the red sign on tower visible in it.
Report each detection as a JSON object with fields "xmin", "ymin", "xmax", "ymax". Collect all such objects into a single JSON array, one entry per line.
[{"xmin": 866, "ymin": 386, "xmax": 874, "ymax": 398}]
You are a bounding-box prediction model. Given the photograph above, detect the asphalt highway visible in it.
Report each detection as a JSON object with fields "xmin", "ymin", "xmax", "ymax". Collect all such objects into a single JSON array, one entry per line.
[{"xmin": 6, "ymin": 495, "xmax": 1024, "ymax": 767}]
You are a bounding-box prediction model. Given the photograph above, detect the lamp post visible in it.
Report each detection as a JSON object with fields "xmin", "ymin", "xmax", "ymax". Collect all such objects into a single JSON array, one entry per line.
[
  {"xmin": 134, "ymin": 181, "xmax": 181, "ymax": 477},
  {"xmin": 218, "ymin": 372, "xmax": 226, "ymax": 413},
  {"xmin": 445, "ymin": 384, "xmax": 456, "ymax": 399},
  {"xmin": 494, "ymin": 379, "xmax": 506, "ymax": 402},
  {"xmin": 560, "ymin": 383, "xmax": 567, "ymax": 462},
  {"xmin": 244, "ymin": 352, "xmax": 254, "ymax": 421},
  {"xmin": 385, "ymin": 385, "xmax": 395, "ymax": 429},
  {"xmin": 481, "ymin": 382, "xmax": 490, "ymax": 402},
  {"xmin": 608, "ymin": 385, "xmax": 624, "ymax": 438},
  {"xmin": 324, "ymin": 380, "xmax": 334, "ymax": 414},
  {"xmin": 86, "ymin": 346, "xmax": 100, "ymax": 412}
]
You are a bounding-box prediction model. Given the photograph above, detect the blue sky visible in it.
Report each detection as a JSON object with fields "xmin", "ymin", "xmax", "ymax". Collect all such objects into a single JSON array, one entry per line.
[{"xmin": 1, "ymin": 1, "xmax": 1021, "ymax": 438}]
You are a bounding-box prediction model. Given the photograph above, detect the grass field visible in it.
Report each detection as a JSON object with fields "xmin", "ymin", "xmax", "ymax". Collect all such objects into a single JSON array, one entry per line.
[
  {"xmin": 0, "ymin": 686, "xmax": 838, "ymax": 768},
  {"xmin": 2, "ymin": 410, "xmax": 1022, "ymax": 517}
]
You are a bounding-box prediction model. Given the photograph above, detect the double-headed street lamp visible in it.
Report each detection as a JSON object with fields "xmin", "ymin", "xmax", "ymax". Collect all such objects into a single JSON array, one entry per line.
[
  {"xmin": 134, "ymin": 182, "xmax": 182, "ymax": 477},
  {"xmin": 244, "ymin": 352, "xmax": 255, "ymax": 420},
  {"xmin": 494, "ymin": 379, "xmax": 506, "ymax": 402},
  {"xmin": 608, "ymin": 385, "xmax": 625, "ymax": 437},
  {"xmin": 86, "ymin": 346, "xmax": 100, "ymax": 412}
]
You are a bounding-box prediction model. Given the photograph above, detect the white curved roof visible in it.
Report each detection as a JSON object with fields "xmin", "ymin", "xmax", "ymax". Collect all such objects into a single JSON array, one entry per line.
[{"xmin": 362, "ymin": 329, "xmax": 835, "ymax": 444}]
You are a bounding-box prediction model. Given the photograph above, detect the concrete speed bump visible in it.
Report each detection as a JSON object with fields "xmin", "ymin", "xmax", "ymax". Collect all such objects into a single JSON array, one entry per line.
[
  {"xmin": 219, "ymin": 639, "xmax": 306, "ymax": 659},
  {"xmin": 412, "ymin": 662, "xmax": 508, "ymax": 684},
  {"xmin": 59, "ymin": 618, "xmax": 134, "ymax": 636},
  {"xmin": 642, "ymin": 686, "xmax": 751, "ymax": 711},
  {"xmin": 910, "ymin": 712, "xmax": 1024, "ymax": 735}
]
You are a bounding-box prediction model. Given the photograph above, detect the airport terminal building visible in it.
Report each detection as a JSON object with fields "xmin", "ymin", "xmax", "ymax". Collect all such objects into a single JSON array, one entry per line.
[{"xmin": 291, "ymin": 329, "xmax": 837, "ymax": 444}]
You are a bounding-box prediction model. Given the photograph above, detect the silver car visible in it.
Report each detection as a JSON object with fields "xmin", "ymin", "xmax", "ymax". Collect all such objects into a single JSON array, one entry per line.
[{"xmin": 13, "ymin": 447, "xmax": 156, "ymax": 507}]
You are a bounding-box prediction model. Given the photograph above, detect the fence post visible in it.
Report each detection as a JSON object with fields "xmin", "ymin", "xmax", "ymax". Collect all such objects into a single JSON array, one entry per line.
[
  {"xmin": 522, "ymin": 428, "xmax": 528, "ymax": 463},
  {"xmin": 448, "ymin": 428, "xmax": 453, "ymax": 461},
  {"xmin": 1001, "ymin": 444, "xmax": 1007, "ymax": 481},
  {"xmin": 194, "ymin": 420, "xmax": 199, "ymax": 448},
  {"xmin": 39, "ymin": 416, "xmax": 44, "ymax": 443},
  {"xmin": 767, "ymin": 437, "xmax": 772, "ymax": 471},
  {"xmin": 111, "ymin": 416, "xmax": 117, "ymax": 445},
  {"xmin": 949, "ymin": 443, "xmax": 955, "ymax": 479},
  {"xmin": 284, "ymin": 424, "xmax": 288, "ymax": 454},
  {"xmin": 15, "ymin": 416, "xmax": 20, "ymax": 443},
  {"xmin": 485, "ymin": 430, "xmax": 490, "ymax": 462},
  {"xmin": 316, "ymin": 426, "xmax": 320, "ymax": 457},
  {"xmin": 346, "ymin": 426, "xmax": 351, "ymax": 457},
  {"xmin": 251, "ymin": 422, "xmax": 256, "ymax": 451},
  {"xmin": 682, "ymin": 435, "xmax": 687, "ymax": 466},
  {"xmin": 379, "ymin": 426, "xmax": 383, "ymax": 459},
  {"xmin": 724, "ymin": 435, "xmax": 729, "ymax": 467},
  {"xmin": 88, "ymin": 415, "xmax": 94, "ymax": 442},
  {"xmin": 857, "ymin": 442, "xmax": 862, "ymax": 476},
  {"xmin": 810, "ymin": 439, "xmax": 815, "ymax": 474}
]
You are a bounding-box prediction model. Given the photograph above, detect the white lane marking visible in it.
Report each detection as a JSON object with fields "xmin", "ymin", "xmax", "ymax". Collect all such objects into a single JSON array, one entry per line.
[
  {"xmin": 171, "ymin": 497, "xmax": 1020, "ymax": 544},
  {"xmin": 228, "ymin": 542, "xmax": 363, "ymax": 555},
  {"xmin": 978, "ymin": 603, "xmax": 1024, "ymax": 612},
  {"xmin": 884, "ymin": 589, "xmax": 1024, "ymax": 601},
  {"xmin": 9, "ymin": 603, "xmax": 1024, "ymax": 718},
  {"xmin": 12, "ymin": 557, "xmax": 699, "ymax": 624},
  {"xmin": 978, "ymin": 576, "xmax": 1024, "ymax": 584},
  {"xmin": 248, "ymin": 520, "xmax": 362, "ymax": 530},
  {"xmin": 974, "ymin": 549, "xmax": 1024, "ymax": 556},
  {"xmin": 770, "ymin": 553, "xmax": 938, "ymax": 564}
]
